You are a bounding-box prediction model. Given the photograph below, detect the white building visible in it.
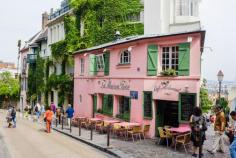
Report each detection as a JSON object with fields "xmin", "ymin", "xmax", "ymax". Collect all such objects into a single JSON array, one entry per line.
[{"xmin": 144, "ymin": 0, "xmax": 201, "ymax": 35}]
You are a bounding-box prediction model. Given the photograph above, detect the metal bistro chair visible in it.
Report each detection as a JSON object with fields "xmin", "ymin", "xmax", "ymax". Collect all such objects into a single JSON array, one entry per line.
[
  {"xmin": 127, "ymin": 126, "xmax": 142, "ymax": 142},
  {"xmin": 175, "ymin": 133, "xmax": 191, "ymax": 153},
  {"xmin": 142, "ymin": 125, "xmax": 150, "ymax": 139},
  {"xmin": 158, "ymin": 127, "xmax": 172, "ymax": 147}
]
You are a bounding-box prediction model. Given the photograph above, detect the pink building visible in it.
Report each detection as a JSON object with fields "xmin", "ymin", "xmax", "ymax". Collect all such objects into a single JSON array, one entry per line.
[{"xmin": 73, "ymin": 30, "xmax": 205, "ymax": 138}]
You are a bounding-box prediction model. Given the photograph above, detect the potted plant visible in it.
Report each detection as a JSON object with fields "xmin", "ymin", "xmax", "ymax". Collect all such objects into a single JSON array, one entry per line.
[{"xmin": 160, "ymin": 69, "xmax": 177, "ymax": 77}]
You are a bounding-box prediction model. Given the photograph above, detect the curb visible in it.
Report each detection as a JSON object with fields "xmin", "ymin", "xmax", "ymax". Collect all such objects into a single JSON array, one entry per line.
[{"xmin": 52, "ymin": 127, "xmax": 129, "ymax": 158}]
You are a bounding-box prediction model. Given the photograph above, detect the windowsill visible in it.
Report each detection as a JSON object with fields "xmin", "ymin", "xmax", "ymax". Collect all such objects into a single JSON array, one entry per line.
[
  {"xmin": 143, "ymin": 117, "xmax": 153, "ymax": 120},
  {"xmin": 116, "ymin": 63, "xmax": 131, "ymax": 69}
]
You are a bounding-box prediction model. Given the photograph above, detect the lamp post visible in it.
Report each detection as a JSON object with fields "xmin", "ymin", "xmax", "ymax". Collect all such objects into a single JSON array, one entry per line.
[{"xmin": 217, "ymin": 70, "xmax": 224, "ymax": 100}]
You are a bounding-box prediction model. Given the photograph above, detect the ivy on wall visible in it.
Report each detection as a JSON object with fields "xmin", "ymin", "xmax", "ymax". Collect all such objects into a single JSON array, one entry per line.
[{"xmin": 45, "ymin": 0, "xmax": 144, "ymax": 106}]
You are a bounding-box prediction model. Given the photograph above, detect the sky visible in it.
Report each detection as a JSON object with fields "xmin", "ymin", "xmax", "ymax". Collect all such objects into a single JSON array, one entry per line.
[{"xmin": 0, "ymin": 0, "xmax": 235, "ymax": 81}]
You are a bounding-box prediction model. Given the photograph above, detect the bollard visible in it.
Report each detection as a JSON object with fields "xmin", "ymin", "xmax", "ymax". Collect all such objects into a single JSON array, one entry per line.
[
  {"xmin": 107, "ymin": 125, "xmax": 111, "ymax": 147},
  {"xmin": 56, "ymin": 118, "xmax": 58, "ymax": 127},
  {"xmin": 62, "ymin": 116, "xmax": 64, "ymax": 130},
  {"xmin": 70, "ymin": 118, "xmax": 72, "ymax": 133},
  {"xmin": 90, "ymin": 123, "xmax": 93, "ymax": 140},
  {"xmin": 79, "ymin": 120, "xmax": 81, "ymax": 136}
]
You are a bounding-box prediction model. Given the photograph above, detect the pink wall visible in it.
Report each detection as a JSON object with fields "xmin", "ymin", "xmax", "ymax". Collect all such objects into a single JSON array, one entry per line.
[{"xmin": 73, "ymin": 32, "xmax": 203, "ymax": 137}]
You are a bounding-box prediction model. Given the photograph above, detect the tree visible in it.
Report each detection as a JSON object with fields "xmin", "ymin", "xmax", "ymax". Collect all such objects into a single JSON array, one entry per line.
[
  {"xmin": 200, "ymin": 87, "xmax": 213, "ymax": 113},
  {"xmin": 216, "ymin": 97, "xmax": 230, "ymax": 115},
  {"xmin": 0, "ymin": 72, "xmax": 20, "ymax": 107}
]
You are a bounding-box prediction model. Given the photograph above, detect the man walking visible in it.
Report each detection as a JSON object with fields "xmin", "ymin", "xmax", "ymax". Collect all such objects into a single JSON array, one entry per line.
[
  {"xmin": 11, "ymin": 106, "xmax": 16, "ymax": 128},
  {"xmin": 229, "ymin": 111, "xmax": 236, "ymax": 158},
  {"xmin": 207, "ymin": 105, "xmax": 227, "ymax": 154},
  {"xmin": 65, "ymin": 104, "xmax": 74, "ymax": 128}
]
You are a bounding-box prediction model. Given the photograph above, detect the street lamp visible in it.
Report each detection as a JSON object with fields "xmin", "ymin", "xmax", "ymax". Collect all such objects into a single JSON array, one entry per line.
[{"xmin": 217, "ymin": 70, "xmax": 224, "ymax": 100}]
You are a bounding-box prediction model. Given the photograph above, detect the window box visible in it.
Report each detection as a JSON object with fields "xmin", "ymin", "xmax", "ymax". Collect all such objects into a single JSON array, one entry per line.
[
  {"xmin": 160, "ymin": 69, "xmax": 177, "ymax": 77},
  {"xmin": 116, "ymin": 63, "xmax": 131, "ymax": 69}
]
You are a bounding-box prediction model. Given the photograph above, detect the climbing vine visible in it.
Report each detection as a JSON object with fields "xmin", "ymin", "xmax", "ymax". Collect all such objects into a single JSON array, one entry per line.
[{"xmin": 46, "ymin": 0, "xmax": 144, "ymax": 106}]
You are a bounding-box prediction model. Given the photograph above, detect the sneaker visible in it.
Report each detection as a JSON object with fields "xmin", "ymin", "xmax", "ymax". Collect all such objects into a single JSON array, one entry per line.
[
  {"xmin": 207, "ymin": 149, "xmax": 214, "ymax": 155},
  {"xmin": 192, "ymin": 154, "xmax": 197, "ymax": 157}
]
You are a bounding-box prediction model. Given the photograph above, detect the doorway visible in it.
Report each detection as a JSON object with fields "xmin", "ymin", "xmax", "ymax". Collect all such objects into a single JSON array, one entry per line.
[{"xmin": 156, "ymin": 100, "xmax": 179, "ymax": 131}]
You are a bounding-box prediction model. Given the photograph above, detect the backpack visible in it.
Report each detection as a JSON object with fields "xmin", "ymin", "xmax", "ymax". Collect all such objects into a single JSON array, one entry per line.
[
  {"xmin": 192, "ymin": 115, "xmax": 207, "ymax": 132},
  {"xmin": 11, "ymin": 109, "xmax": 16, "ymax": 118}
]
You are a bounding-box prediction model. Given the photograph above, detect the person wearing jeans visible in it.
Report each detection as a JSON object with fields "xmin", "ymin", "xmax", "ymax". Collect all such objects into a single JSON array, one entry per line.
[
  {"xmin": 229, "ymin": 111, "xmax": 236, "ymax": 158},
  {"xmin": 66, "ymin": 104, "xmax": 74, "ymax": 128}
]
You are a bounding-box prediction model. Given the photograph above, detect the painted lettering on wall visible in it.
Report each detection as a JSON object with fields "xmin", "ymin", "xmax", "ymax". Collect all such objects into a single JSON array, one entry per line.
[
  {"xmin": 99, "ymin": 80, "xmax": 130, "ymax": 90},
  {"xmin": 154, "ymin": 81, "xmax": 181, "ymax": 93}
]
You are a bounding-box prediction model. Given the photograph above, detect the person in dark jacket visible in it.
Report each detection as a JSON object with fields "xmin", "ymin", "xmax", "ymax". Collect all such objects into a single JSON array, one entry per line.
[
  {"xmin": 190, "ymin": 107, "xmax": 207, "ymax": 157},
  {"xmin": 66, "ymin": 104, "xmax": 74, "ymax": 128}
]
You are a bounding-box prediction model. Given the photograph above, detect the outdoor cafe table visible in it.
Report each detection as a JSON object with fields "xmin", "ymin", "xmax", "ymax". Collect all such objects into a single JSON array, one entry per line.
[
  {"xmin": 103, "ymin": 120, "xmax": 120, "ymax": 127},
  {"xmin": 169, "ymin": 126, "xmax": 191, "ymax": 133},
  {"xmin": 117, "ymin": 122, "xmax": 141, "ymax": 129}
]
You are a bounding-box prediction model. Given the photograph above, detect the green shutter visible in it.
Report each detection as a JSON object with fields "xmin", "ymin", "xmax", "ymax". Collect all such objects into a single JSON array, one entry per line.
[
  {"xmin": 143, "ymin": 92, "xmax": 153, "ymax": 118},
  {"xmin": 104, "ymin": 52, "xmax": 110, "ymax": 76},
  {"xmin": 178, "ymin": 43, "xmax": 190, "ymax": 76},
  {"xmin": 147, "ymin": 45, "xmax": 158, "ymax": 76},
  {"xmin": 102, "ymin": 95, "xmax": 108, "ymax": 113},
  {"xmin": 89, "ymin": 54, "xmax": 97, "ymax": 75}
]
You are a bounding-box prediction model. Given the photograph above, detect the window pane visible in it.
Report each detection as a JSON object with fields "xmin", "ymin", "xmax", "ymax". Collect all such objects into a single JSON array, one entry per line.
[{"xmin": 144, "ymin": 92, "xmax": 152, "ymax": 118}]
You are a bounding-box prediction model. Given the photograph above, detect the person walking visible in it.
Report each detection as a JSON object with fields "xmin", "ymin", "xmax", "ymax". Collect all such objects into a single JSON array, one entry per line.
[
  {"xmin": 11, "ymin": 106, "xmax": 16, "ymax": 128},
  {"xmin": 207, "ymin": 105, "xmax": 227, "ymax": 154},
  {"xmin": 65, "ymin": 104, "xmax": 74, "ymax": 128},
  {"xmin": 50, "ymin": 103, "xmax": 56, "ymax": 114},
  {"xmin": 6, "ymin": 106, "xmax": 13, "ymax": 128},
  {"xmin": 44, "ymin": 106, "xmax": 54, "ymax": 133},
  {"xmin": 190, "ymin": 107, "xmax": 207, "ymax": 157},
  {"xmin": 228, "ymin": 111, "xmax": 236, "ymax": 158},
  {"xmin": 56, "ymin": 107, "xmax": 61, "ymax": 125}
]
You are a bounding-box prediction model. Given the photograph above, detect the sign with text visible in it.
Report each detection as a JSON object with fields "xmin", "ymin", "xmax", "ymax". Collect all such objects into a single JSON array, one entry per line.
[
  {"xmin": 130, "ymin": 91, "xmax": 138, "ymax": 99},
  {"xmin": 99, "ymin": 80, "xmax": 130, "ymax": 91}
]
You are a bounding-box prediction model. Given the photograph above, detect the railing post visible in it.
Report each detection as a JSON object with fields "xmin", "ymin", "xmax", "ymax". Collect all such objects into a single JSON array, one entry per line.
[
  {"xmin": 107, "ymin": 125, "xmax": 111, "ymax": 147},
  {"xmin": 90, "ymin": 122, "xmax": 93, "ymax": 140},
  {"xmin": 56, "ymin": 118, "xmax": 58, "ymax": 127},
  {"xmin": 70, "ymin": 118, "xmax": 72, "ymax": 133},
  {"xmin": 61, "ymin": 115, "xmax": 64, "ymax": 130},
  {"xmin": 79, "ymin": 119, "xmax": 81, "ymax": 136}
]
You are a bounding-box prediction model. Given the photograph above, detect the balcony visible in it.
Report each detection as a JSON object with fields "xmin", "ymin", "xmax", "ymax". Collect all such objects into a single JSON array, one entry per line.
[{"xmin": 49, "ymin": 5, "xmax": 70, "ymax": 20}]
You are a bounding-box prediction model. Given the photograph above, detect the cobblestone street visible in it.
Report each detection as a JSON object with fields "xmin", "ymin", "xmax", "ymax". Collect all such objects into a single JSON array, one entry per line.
[{"xmin": 53, "ymin": 122, "xmax": 231, "ymax": 158}]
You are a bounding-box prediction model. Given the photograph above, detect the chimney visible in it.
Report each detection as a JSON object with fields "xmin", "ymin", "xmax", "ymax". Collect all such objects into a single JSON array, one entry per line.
[{"xmin": 42, "ymin": 12, "xmax": 49, "ymax": 30}]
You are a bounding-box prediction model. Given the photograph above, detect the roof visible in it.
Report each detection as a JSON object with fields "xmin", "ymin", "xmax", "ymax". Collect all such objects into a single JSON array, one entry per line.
[
  {"xmin": 20, "ymin": 31, "xmax": 42, "ymax": 53},
  {"xmin": 74, "ymin": 30, "xmax": 206, "ymax": 55},
  {"xmin": 35, "ymin": 28, "xmax": 48, "ymax": 42}
]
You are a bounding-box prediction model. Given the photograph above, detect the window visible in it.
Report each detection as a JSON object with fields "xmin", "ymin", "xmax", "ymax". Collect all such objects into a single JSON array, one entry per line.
[
  {"xmin": 80, "ymin": 58, "xmax": 84, "ymax": 75},
  {"xmin": 102, "ymin": 95, "xmax": 113, "ymax": 116},
  {"xmin": 118, "ymin": 96, "xmax": 131, "ymax": 121},
  {"xmin": 120, "ymin": 50, "xmax": 131, "ymax": 64},
  {"xmin": 176, "ymin": 0, "xmax": 198, "ymax": 17},
  {"xmin": 162, "ymin": 46, "xmax": 179, "ymax": 71},
  {"xmin": 143, "ymin": 92, "xmax": 152, "ymax": 118},
  {"xmin": 96, "ymin": 54, "xmax": 105, "ymax": 71}
]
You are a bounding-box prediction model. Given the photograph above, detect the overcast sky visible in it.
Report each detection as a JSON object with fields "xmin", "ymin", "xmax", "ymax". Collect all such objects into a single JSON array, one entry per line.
[{"xmin": 0, "ymin": 0, "xmax": 235, "ymax": 81}]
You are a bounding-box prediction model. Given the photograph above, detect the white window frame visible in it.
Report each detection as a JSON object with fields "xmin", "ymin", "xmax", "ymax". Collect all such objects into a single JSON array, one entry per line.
[
  {"xmin": 176, "ymin": 0, "xmax": 198, "ymax": 17},
  {"xmin": 120, "ymin": 50, "xmax": 131, "ymax": 64},
  {"xmin": 96, "ymin": 54, "xmax": 105, "ymax": 71},
  {"xmin": 162, "ymin": 46, "xmax": 179, "ymax": 71},
  {"xmin": 80, "ymin": 58, "xmax": 84, "ymax": 75}
]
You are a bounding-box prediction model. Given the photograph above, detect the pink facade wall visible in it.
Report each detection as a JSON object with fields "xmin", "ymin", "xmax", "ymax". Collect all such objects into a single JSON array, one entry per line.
[{"xmin": 73, "ymin": 33, "xmax": 202, "ymax": 137}]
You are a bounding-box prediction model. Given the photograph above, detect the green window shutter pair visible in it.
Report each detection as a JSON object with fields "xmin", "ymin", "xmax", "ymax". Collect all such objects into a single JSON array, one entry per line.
[
  {"xmin": 89, "ymin": 54, "xmax": 97, "ymax": 75},
  {"xmin": 178, "ymin": 43, "xmax": 190, "ymax": 76},
  {"xmin": 147, "ymin": 45, "xmax": 158, "ymax": 76},
  {"xmin": 104, "ymin": 51, "xmax": 110, "ymax": 76}
]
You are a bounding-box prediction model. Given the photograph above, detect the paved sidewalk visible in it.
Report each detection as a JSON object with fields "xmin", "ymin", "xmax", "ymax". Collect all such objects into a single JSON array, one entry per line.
[{"xmin": 52, "ymin": 123, "xmax": 231, "ymax": 158}]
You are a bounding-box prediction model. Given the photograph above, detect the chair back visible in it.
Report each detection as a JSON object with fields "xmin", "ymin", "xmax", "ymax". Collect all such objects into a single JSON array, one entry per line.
[
  {"xmin": 133, "ymin": 126, "xmax": 142, "ymax": 133},
  {"xmin": 184, "ymin": 133, "xmax": 191, "ymax": 144},
  {"xmin": 165, "ymin": 129, "xmax": 172, "ymax": 137},
  {"xmin": 113, "ymin": 123, "xmax": 121, "ymax": 130},
  {"xmin": 143, "ymin": 125, "xmax": 150, "ymax": 133},
  {"xmin": 158, "ymin": 127, "xmax": 166, "ymax": 137}
]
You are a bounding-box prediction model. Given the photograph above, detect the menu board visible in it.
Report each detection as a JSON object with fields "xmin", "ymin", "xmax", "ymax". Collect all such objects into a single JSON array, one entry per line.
[{"xmin": 180, "ymin": 94, "xmax": 196, "ymax": 121}]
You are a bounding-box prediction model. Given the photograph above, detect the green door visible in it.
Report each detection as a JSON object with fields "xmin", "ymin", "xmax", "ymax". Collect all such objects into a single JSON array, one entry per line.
[
  {"xmin": 93, "ymin": 95, "xmax": 97, "ymax": 115},
  {"xmin": 155, "ymin": 101, "xmax": 164, "ymax": 136}
]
